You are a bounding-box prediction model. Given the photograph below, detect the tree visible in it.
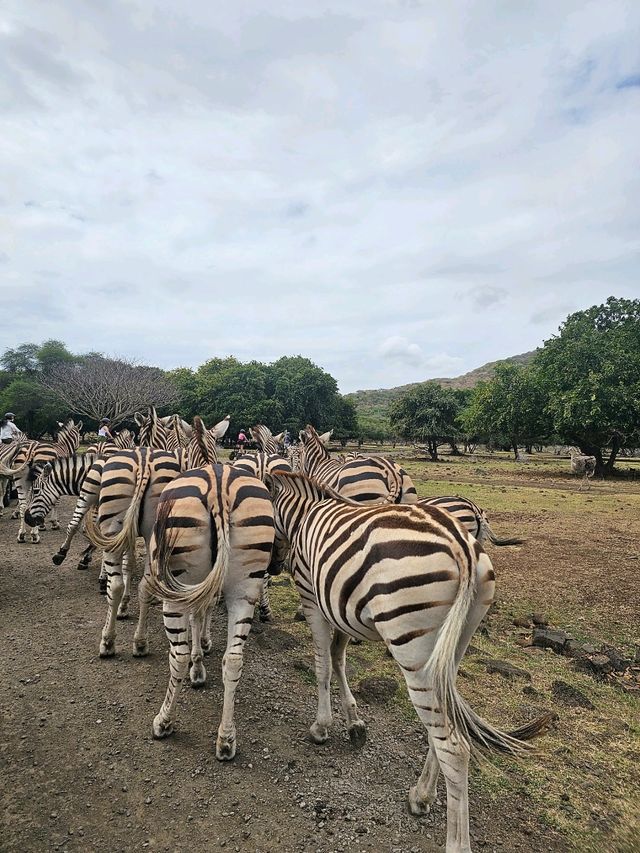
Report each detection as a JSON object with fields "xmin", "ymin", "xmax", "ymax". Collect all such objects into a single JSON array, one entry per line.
[
  {"xmin": 535, "ymin": 297, "xmax": 640, "ymax": 474},
  {"xmin": 462, "ymin": 364, "xmax": 550, "ymax": 458},
  {"xmin": 389, "ymin": 382, "xmax": 462, "ymax": 460},
  {"xmin": 40, "ymin": 356, "xmax": 180, "ymax": 426}
]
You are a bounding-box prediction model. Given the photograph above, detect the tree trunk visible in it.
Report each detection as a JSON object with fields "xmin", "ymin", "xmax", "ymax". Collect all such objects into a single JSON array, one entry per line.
[
  {"xmin": 512, "ymin": 441, "xmax": 519, "ymax": 460},
  {"xmin": 525, "ymin": 444, "xmax": 533, "ymax": 454},
  {"xmin": 449, "ymin": 441, "xmax": 461, "ymax": 455},
  {"xmin": 605, "ymin": 435, "xmax": 621, "ymax": 473},
  {"xmin": 428, "ymin": 439, "xmax": 438, "ymax": 461}
]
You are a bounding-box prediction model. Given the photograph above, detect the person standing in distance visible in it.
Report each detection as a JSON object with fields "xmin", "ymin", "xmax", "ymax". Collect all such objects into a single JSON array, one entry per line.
[{"xmin": 0, "ymin": 412, "xmax": 21, "ymax": 444}]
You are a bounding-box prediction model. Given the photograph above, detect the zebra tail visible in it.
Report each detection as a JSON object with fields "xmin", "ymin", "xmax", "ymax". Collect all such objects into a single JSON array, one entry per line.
[
  {"xmin": 428, "ymin": 541, "xmax": 553, "ymax": 755},
  {"xmin": 482, "ymin": 520, "xmax": 525, "ymax": 547},
  {"xmin": 84, "ymin": 455, "xmax": 151, "ymax": 556},
  {"xmin": 147, "ymin": 498, "xmax": 230, "ymax": 618}
]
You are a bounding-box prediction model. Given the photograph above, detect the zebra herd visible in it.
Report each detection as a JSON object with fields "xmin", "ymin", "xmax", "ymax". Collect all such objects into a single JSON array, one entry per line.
[{"xmin": 1, "ymin": 408, "xmax": 549, "ymax": 853}]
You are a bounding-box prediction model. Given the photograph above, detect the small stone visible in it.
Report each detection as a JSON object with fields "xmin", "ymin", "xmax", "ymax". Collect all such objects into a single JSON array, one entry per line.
[
  {"xmin": 481, "ymin": 659, "xmax": 532, "ymax": 681},
  {"xmin": 144, "ymin": 797, "xmax": 152, "ymax": 805},
  {"xmin": 513, "ymin": 616, "xmax": 531, "ymax": 628},
  {"xmin": 532, "ymin": 628, "xmax": 568, "ymax": 654},
  {"xmin": 532, "ymin": 613, "xmax": 548, "ymax": 626}
]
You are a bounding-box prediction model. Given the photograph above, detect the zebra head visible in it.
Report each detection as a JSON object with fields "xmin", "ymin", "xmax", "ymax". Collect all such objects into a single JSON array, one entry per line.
[
  {"xmin": 250, "ymin": 424, "xmax": 284, "ymax": 454},
  {"xmin": 135, "ymin": 406, "xmax": 169, "ymax": 449},
  {"xmin": 24, "ymin": 461, "xmax": 54, "ymax": 527}
]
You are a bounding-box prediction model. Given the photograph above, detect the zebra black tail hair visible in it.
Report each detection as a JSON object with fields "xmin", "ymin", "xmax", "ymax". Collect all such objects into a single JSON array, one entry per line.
[
  {"xmin": 480, "ymin": 516, "xmax": 525, "ymax": 546},
  {"xmin": 427, "ymin": 542, "xmax": 551, "ymax": 756},
  {"xmin": 146, "ymin": 496, "xmax": 230, "ymax": 618},
  {"xmin": 84, "ymin": 454, "xmax": 152, "ymax": 557}
]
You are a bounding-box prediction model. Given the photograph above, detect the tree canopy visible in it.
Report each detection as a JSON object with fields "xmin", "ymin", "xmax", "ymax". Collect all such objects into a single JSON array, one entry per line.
[
  {"xmin": 534, "ymin": 296, "xmax": 640, "ymax": 472},
  {"xmin": 389, "ymin": 382, "xmax": 462, "ymax": 460}
]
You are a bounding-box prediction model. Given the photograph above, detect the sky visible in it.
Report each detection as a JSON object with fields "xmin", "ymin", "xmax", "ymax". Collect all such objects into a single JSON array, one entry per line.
[{"xmin": 1, "ymin": 1, "xmax": 639, "ymax": 393}]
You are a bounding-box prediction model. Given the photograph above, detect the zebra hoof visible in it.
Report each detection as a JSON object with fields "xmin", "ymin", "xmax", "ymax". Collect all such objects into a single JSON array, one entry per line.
[
  {"xmin": 407, "ymin": 785, "xmax": 432, "ymax": 817},
  {"xmin": 309, "ymin": 722, "xmax": 329, "ymax": 745},
  {"xmin": 17, "ymin": 533, "xmax": 26, "ymax": 544},
  {"xmin": 11, "ymin": 510, "xmax": 19, "ymax": 520},
  {"xmin": 259, "ymin": 608, "xmax": 273, "ymax": 623},
  {"xmin": 201, "ymin": 638, "xmax": 212, "ymax": 655},
  {"xmin": 132, "ymin": 639, "xmax": 149, "ymax": 657},
  {"xmin": 38, "ymin": 523, "xmax": 46, "ymax": 531},
  {"xmin": 152, "ymin": 716, "xmax": 174, "ymax": 739},
  {"xmin": 189, "ymin": 663, "xmax": 207, "ymax": 687},
  {"xmin": 293, "ymin": 607, "xmax": 306, "ymax": 622},
  {"xmin": 52, "ymin": 552, "xmax": 67, "ymax": 566},
  {"xmin": 99, "ymin": 638, "xmax": 116, "ymax": 658},
  {"xmin": 50, "ymin": 522, "xmax": 61, "ymax": 531},
  {"xmin": 215, "ymin": 734, "xmax": 236, "ymax": 761},
  {"xmin": 76, "ymin": 561, "xmax": 90, "ymax": 571},
  {"xmin": 30, "ymin": 535, "xmax": 40, "ymax": 544},
  {"xmin": 116, "ymin": 609, "xmax": 129, "ymax": 620},
  {"xmin": 348, "ymin": 720, "xmax": 367, "ymax": 748}
]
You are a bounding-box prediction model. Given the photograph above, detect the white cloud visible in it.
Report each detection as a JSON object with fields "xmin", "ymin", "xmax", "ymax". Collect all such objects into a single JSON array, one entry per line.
[{"xmin": 0, "ymin": 0, "xmax": 639, "ymax": 394}]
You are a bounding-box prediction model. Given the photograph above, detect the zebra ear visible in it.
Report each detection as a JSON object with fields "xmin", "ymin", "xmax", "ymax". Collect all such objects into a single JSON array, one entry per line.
[
  {"xmin": 211, "ymin": 416, "xmax": 230, "ymax": 439},
  {"xmin": 42, "ymin": 462, "xmax": 53, "ymax": 479},
  {"xmin": 272, "ymin": 431, "xmax": 284, "ymax": 445},
  {"xmin": 318, "ymin": 429, "xmax": 333, "ymax": 445},
  {"xmin": 134, "ymin": 412, "xmax": 144, "ymax": 426},
  {"xmin": 76, "ymin": 420, "xmax": 83, "ymax": 432}
]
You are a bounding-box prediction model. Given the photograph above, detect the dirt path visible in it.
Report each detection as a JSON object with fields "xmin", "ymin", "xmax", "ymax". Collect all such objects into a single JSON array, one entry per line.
[{"xmin": 1, "ymin": 500, "xmax": 567, "ymax": 853}]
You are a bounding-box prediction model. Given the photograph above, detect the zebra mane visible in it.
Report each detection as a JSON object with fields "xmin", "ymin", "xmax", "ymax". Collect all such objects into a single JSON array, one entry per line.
[
  {"xmin": 251, "ymin": 424, "xmax": 282, "ymax": 454},
  {"xmin": 269, "ymin": 469, "xmax": 361, "ymax": 506}
]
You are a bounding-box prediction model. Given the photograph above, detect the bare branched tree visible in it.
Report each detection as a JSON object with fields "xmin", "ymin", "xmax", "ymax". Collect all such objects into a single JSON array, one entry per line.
[{"xmin": 40, "ymin": 356, "xmax": 180, "ymax": 426}]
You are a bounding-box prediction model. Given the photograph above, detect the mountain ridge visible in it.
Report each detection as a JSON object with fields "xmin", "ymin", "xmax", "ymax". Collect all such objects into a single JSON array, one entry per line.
[{"xmin": 346, "ymin": 350, "xmax": 537, "ymax": 423}]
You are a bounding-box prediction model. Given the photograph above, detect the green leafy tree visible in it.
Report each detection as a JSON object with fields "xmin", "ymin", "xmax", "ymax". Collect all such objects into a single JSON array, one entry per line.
[
  {"xmin": 462, "ymin": 363, "xmax": 550, "ymax": 458},
  {"xmin": 390, "ymin": 382, "xmax": 462, "ymax": 460},
  {"xmin": 535, "ymin": 297, "xmax": 640, "ymax": 474}
]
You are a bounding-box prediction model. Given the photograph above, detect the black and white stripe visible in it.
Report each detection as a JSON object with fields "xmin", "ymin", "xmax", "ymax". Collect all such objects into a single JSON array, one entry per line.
[
  {"xmin": 268, "ymin": 470, "xmax": 551, "ymax": 852},
  {"xmin": 144, "ymin": 463, "xmax": 281, "ymax": 759}
]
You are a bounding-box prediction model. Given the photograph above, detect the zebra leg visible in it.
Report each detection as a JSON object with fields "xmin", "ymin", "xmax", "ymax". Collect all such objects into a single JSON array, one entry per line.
[
  {"xmin": 77, "ymin": 543, "xmax": 94, "ymax": 570},
  {"xmin": 49, "ymin": 503, "xmax": 60, "ymax": 530},
  {"xmin": 215, "ymin": 596, "xmax": 257, "ymax": 761},
  {"xmin": 152, "ymin": 603, "xmax": 190, "ymax": 739},
  {"xmin": 188, "ymin": 612, "xmax": 207, "ymax": 687},
  {"xmin": 99, "ymin": 551, "xmax": 124, "ymax": 657},
  {"xmin": 201, "ymin": 608, "xmax": 213, "ymax": 654},
  {"xmin": 116, "ymin": 552, "xmax": 131, "ymax": 619},
  {"xmin": 132, "ymin": 571, "xmax": 152, "ymax": 656},
  {"xmin": 258, "ymin": 574, "xmax": 273, "ymax": 623},
  {"xmin": 53, "ymin": 506, "xmax": 94, "ymax": 566},
  {"xmin": 407, "ymin": 733, "xmax": 440, "ymax": 816},
  {"xmin": 303, "ymin": 603, "xmax": 334, "ymax": 745},
  {"xmin": 330, "ymin": 630, "xmax": 366, "ymax": 747}
]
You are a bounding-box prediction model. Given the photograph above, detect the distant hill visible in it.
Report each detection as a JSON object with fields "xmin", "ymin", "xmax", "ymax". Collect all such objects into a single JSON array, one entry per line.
[{"xmin": 346, "ymin": 351, "xmax": 537, "ymax": 424}]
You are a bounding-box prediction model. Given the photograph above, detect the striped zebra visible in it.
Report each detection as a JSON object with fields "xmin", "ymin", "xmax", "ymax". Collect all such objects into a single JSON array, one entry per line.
[
  {"xmin": 299, "ymin": 425, "xmax": 417, "ymax": 504},
  {"xmin": 231, "ymin": 449, "xmax": 292, "ymax": 621},
  {"xmin": 420, "ymin": 496, "xmax": 524, "ymax": 547},
  {"xmin": 134, "ymin": 406, "xmax": 171, "ymax": 448},
  {"xmin": 84, "ymin": 429, "xmax": 136, "ymax": 456},
  {"xmin": 144, "ymin": 463, "xmax": 283, "ymax": 758},
  {"xmin": 0, "ymin": 438, "xmax": 28, "ymax": 516},
  {"xmin": 80, "ymin": 448, "xmax": 184, "ymax": 655},
  {"xmin": 267, "ymin": 471, "xmax": 552, "ymax": 852},
  {"xmin": 249, "ymin": 424, "xmax": 284, "ymax": 454},
  {"xmin": 4, "ymin": 419, "xmax": 82, "ymax": 542}
]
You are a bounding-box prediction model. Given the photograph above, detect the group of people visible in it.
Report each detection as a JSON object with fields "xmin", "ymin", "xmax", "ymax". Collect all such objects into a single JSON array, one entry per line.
[{"xmin": 235, "ymin": 428, "xmax": 291, "ymax": 452}]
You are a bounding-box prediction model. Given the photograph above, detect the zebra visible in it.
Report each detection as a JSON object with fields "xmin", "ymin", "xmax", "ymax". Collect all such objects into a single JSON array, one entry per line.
[
  {"xmin": 231, "ymin": 449, "xmax": 293, "ymax": 622},
  {"xmin": 419, "ymin": 496, "xmax": 524, "ymax": 546},
  {"xmin": 298, "ymin": 425, "xmax": 397, "ymax": 503},
  {"xmin": 134, "ymin": 406, "xmax": 171, "ymax": 449},
  {"xmin": 4, "ymin": 419, "xmax": 82, "ymax": 542},
  {"xmin": 267, "ymin": 470, "xmax": 553, "ymax": 853},
  {"xmin": 570, "ymin": 448, "xmax": 597, "ymax": 489},
  {"xmin": 144, "ymin": 462, "xmax": 283, "ymax": 759},
  {"xmin": 0, "ymin": 438, "xmax": 28, "ymax": 517},
  {"xmin": 84, "ymin": 428, "xmax": 136, "ymax": 456},
  {"xmin": 249, "ymin": 424, "xmax": 284, "ymax": 454},
  {"xmin": 24, "ymin": 452, "xmax": 104, "ymax": 572}
]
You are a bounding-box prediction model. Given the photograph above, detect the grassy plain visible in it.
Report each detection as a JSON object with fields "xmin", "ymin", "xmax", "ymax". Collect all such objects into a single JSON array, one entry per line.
[{"xmin": 266, "ymin": 449, "xmax": 640, "ymax": 852}]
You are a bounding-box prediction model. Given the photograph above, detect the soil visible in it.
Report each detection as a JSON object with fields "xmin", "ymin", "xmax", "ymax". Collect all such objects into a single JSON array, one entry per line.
[{"xmin": 1, "ymin": 497, "xmax": 569, "ymax": 853}]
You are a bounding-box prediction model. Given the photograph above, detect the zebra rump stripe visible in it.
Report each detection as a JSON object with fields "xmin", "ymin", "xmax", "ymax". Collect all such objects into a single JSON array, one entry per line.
[
  {"xmin": 145, "ymin": 463, "xmax": 280, "ymax": 759},
  {"xmin": 268, "ymin": 470, "xmax": 552, "ymax": 853}
]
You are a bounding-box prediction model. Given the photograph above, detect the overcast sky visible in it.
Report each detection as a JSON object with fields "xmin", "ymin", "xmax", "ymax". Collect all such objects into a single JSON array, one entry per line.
[{"xmin": 1, "ymin": 1, "xmax": 639, "ymax": 393}]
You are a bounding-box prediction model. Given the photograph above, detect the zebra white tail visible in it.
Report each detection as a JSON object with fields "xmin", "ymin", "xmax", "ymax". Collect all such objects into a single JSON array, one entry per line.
[
  {"xmin": 84, "ymin": 452, "xmax": 152, "ymax": 556},
  {"xmin": 147, "ymin": 498, "xmax": 230, "ymax": 617},
  {"xmin": 427, "ymin": 540, "xmax": 552, "ymax": 754}
]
